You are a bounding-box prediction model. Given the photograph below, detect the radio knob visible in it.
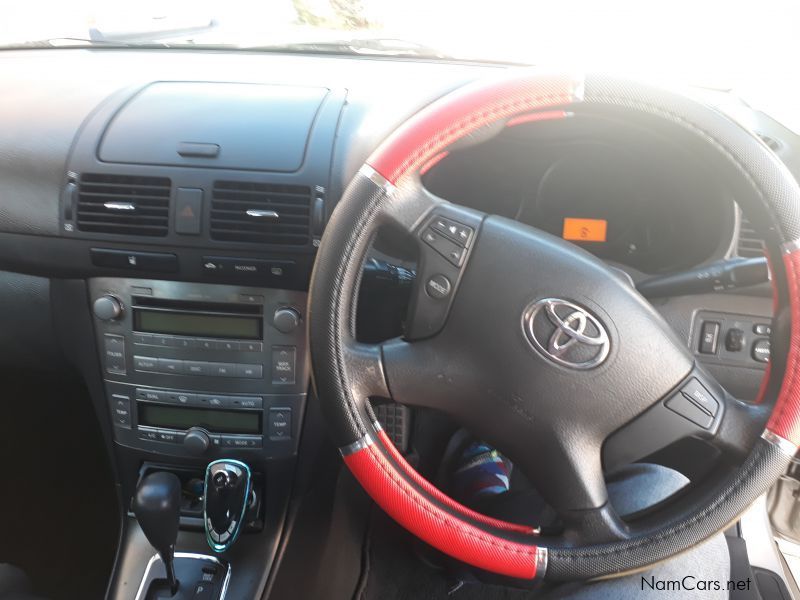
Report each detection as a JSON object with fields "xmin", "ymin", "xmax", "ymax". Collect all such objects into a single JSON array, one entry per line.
[
  {"xmin": 273, "ymin": 307, "xmax": 300, "ymax": 334},
  {"xmin": 93, "ymin": 295, "xmax": 123, "ymax": 321},
  {"xmin": 184, "ymin": 428, "xmax": 211, "ymax": 455}
]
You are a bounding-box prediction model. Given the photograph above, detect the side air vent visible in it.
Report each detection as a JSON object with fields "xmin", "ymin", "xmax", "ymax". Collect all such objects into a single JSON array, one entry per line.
[
  {"xmin": 76, "ymin": 174, "xmax": 171, "ymax": 237},
  {"xmin": 210, "ymin": 181, "xmax": 311, "ymax": 245},
  {"xmin": 738, "ymin": 214, "xmax": 767, "ymax": 258},
  {"xmin": 756, "ymin": 132, "xmax": 782, "ymax": 152}
]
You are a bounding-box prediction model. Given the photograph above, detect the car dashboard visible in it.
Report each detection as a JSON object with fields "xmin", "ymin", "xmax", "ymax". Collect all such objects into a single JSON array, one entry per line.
[{"xmin": 1, "ymin": 48, "xmax": 799, "ymax": 599}]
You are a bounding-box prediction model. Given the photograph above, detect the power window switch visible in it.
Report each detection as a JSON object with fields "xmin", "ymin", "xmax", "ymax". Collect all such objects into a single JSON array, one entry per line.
[{"xmin": 698, "ymin": 321, "xmax": 720, "ymax": 354}]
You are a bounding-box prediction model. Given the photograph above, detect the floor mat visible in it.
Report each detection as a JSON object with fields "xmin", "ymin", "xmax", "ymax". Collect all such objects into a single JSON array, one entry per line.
[
  {"xmin": 0, "ymin": 370, "xmax": 119, "ymax": 600},
  {"xmin": 358, "ymin": 509, "xmax": 542, "ymax": 600}
]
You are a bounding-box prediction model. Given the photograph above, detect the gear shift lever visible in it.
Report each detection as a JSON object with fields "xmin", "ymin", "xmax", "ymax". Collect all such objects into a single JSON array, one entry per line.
[
  {"xmin": 204, "ymin": 459, "xmax": 251, "ymax": 552},
  {"xmin": 133, "ymin": 471, "xmax": 181, "ymax": 595}
]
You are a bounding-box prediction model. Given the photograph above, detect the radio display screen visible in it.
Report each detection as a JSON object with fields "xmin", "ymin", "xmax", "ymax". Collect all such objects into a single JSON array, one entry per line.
[
  {"xmin": 134, "ymin": 310, "xmax": 262, "ymax": 340},
  {"xmin": 138, "ymin": 404, "xmax": 261, "ymax": 435}
]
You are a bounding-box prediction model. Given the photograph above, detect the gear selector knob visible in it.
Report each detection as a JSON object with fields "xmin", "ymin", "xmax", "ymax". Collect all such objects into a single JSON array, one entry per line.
[
  {"xmin": 204, "ymin": 459, "xmax": 251, "ymax": 553},
  {"xmin": 133, "ymin": 471, "xmax": 182, "ymax": 595}
]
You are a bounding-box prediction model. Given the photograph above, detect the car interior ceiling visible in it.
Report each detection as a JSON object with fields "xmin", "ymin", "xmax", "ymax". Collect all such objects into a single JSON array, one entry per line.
[{"xmin": 2, "ymin": 47, "xmax": 800, "ymax": 600}]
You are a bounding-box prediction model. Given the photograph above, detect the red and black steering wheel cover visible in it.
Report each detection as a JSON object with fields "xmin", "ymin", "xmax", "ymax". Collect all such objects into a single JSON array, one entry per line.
[{"xmin": 308, "ymin": 70, "xmax": 800, "ymax": 582}]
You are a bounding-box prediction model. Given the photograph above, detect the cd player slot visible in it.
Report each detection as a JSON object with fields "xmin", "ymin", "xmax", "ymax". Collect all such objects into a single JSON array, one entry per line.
[{"xmin": 133, "ymin": 296, "xmax": 263, "ymax": 314}]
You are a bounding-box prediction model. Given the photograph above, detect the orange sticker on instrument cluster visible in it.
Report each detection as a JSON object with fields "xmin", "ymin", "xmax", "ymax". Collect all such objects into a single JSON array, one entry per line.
[{"xmin": 562, "ymin": 218, "xmax": 607, "ymax": 242}]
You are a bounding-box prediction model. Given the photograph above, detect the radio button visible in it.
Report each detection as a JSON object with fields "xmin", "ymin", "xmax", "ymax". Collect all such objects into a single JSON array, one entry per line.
[
  {"xmin": 150, "ymin": 335, "xmax": 171, "ymax": 348},
  {"xmin": 104, "ymin": 334, "xmax": 127, "ymax": 375},
  {"xmin": 133, "ymin": 356, "xmax": 159, "ymax": 373},
  {"xmin": 237, "ymin": 364, "xmax": 263, "ymax": 379},
  {"xmin": 171, "ymin": 337, "xmax": 193, "ymax": 350},
  {"xmin": 157, "ymin": 358, "xmax": 184, "ymax": 375},
  {"xmin": 271, "ymin": 347, "xmax": 296, "ymax": 385},
  {"xmin": 218, "ymin": 340, "xmax": 240, "ymax": 352},
  {"xmin": 208, "ymin": 362, "xmax": 237, "ymax": 377},
  {"xmin": 132, "ymin": 333, "xmax": 152, "ymax": 345},
  {"xmin": 241, "ymin": 341, "xmax": 263, "ymax": 353},
  {"xmin": 197, "ymin": 340, "xmax": 216, "ymax": 352},
  {"xmin": 185, "ymin": 361, "xmax": 209, "ymax": 376}
]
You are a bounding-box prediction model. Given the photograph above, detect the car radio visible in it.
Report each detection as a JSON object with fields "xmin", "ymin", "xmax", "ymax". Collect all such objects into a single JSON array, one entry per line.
[{"xmin": 89, "ymin": 277, "xmax": 308, "ymax": 459}]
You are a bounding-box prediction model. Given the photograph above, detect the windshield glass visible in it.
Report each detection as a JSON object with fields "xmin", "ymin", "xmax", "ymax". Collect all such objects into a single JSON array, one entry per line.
[{"xmin": 3, "ymin": 1, "xmax": 799, "ymax": 130}]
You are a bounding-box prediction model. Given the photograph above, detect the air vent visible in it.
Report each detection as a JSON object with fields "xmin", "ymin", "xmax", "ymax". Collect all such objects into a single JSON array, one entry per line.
[
  {"xmin": 756, "ymin": 132, "xmax": 782, "ymax": 152},
  {"xmin": 76, "ymin": 174, "xmax": 170, "ymax": 237},
  {"xmin": 738, "ymin": 214, "xmax": 767, "ymax": 258},
  {"xmin": 210, "ymin": 181, "xmax": 311, "ymax": 245}
]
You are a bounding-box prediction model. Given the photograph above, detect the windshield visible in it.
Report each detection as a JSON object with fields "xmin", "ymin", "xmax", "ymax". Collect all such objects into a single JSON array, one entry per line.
[{"xmin": 3, "ymin": 0, "xmax": 799, "ymax": 130}]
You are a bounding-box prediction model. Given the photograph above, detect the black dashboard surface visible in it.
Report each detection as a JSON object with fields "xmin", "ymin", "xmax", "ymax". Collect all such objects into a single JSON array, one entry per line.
[
  {"xmin": 0, "ymin": 48, "xmax": 798, "ymax": 399},
  {"xmin": 423, "ymin": 112, "xmax": 736, "ymax": 275}
]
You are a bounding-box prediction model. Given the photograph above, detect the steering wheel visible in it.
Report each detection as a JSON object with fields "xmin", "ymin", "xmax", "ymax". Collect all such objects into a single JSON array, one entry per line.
[{"xmin": 308, "ymin": 71, "xmax": 800, "ymax": 583}]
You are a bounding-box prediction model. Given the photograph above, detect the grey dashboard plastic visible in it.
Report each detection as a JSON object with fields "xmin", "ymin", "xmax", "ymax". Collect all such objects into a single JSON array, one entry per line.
[
  {"xmin": 98, "ymin": 82, "xmax": 328, "ymax": 171},
  {"xmin": 0, "ymin": 49, "xmax": 485, "ymax": 238}
]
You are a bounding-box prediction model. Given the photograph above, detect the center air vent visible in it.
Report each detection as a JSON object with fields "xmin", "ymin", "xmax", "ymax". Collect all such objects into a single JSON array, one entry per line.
[
  {"xmin": 76, "ymin": 174, "xmax": 171, "ymax": 237},
  {"xmin": 738, "ymin": 214, "xmax": 767, "ymax": 258},
  {"xmin": 210, "ymin": 181, "xmax": 311, "ymax": 245}
]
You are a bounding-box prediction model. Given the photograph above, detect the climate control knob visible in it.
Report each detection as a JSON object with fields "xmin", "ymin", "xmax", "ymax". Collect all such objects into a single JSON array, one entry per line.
[
  {"xmin": 184, "ymin": 428, "xmax": 211, "ymax": 455},
  {"xmin": 273, "ymin": 307, "xmax": 300, "ymax": 334},
  {"xmin": 92, "ymin": 295, "xmax": 123, "ymax": 321}
]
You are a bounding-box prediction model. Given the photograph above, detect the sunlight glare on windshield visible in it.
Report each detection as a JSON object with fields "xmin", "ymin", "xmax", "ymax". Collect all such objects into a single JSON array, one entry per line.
[{"xmin": 1, "ymin": 0, "xmax": 798, "ymax": 131}]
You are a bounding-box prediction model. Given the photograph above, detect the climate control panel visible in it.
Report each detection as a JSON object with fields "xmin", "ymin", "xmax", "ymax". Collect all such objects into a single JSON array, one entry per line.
[{"xmin": 90, "ymin": 277, "xmax": 308, "ymax": 459}]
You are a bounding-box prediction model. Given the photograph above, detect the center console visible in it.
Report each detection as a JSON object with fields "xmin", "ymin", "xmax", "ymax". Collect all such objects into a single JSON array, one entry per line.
[
  {"xmin": 52, "ymin": 77, "xmax": 346, "ymax": 600},
  {"xmin": 89, "ymin": 277, "xmax": 308, "ymax": 460}
]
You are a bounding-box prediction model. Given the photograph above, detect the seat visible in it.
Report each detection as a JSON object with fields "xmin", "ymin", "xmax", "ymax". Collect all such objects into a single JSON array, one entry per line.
[{"xmin": 0, "ymin": 564, "xmax": 47, "ymax": 600}]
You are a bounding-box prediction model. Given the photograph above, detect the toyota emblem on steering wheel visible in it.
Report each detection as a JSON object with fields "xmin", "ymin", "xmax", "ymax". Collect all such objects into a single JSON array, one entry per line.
[{"xmin": 522, "ymin": 298, "xmax": 610, "ymax": 369}]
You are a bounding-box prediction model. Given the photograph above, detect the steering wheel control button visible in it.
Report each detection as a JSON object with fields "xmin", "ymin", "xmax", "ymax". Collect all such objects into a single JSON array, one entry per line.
[
  {"xmin": 665, "ymin": 393, "xmax": 714, "ymax": 429},
  {"xmin": 421, "ymin": 228, "xmax": 467, "ymax": 267},
  {"xmin": 522, "ymin": 298, "xmax": 610, "ymax": 369},
  {"xmin": 752, "ymin": 339, "xmax": 771, "ymax": 363},
  {"xmin": 724, "ymin": 328, "xmax": 745, "ymax": 352},
  {"xmin": 425, "ymin": 274, "xmax": 452, "ymax": 299},
  {"xmin": 431, "ymin": 216, "xmax": 474, "ymax": 247},
  {"xmin": 679, "ymin": 378, "xmax": 719, "ymax": 417},
  {"xmin": 753, "ymin": 323, "xmax": 771, "ymax": 336},
  {"xmin": 698, "ymin": 321, "xmax": 720, "ymax": 354}
]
